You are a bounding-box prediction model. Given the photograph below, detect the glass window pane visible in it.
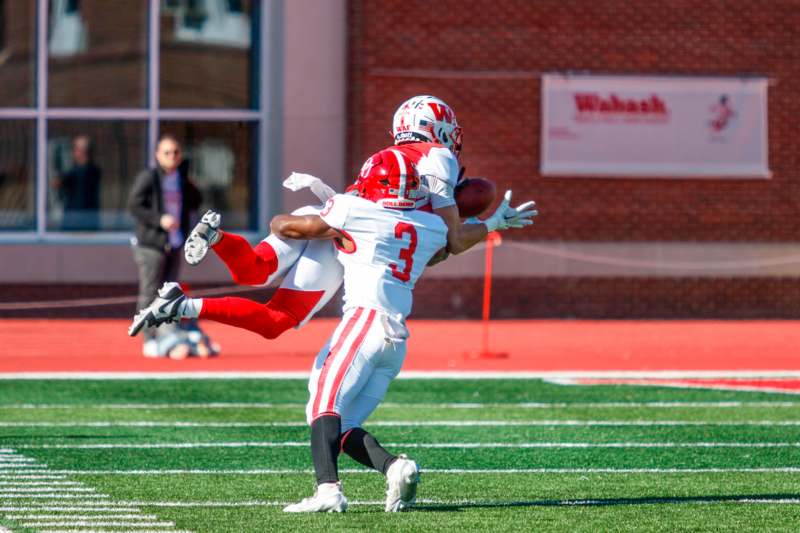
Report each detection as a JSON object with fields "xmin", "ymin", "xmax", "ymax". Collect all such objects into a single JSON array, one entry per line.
[
  {"xmin": 159, "ymin": 120, "xmax": 256, "ymax": 230},
  {"xmin": 48, "ymin": 0, "xmax": 148, "ymax": 107},
  {"xmin": 0, "ymin": 0, "xmax": 36, "ymax": 106},
  {"xmin": 160, "ymin": 0, "xmax": 257, "ymax": 108},
  {"xmin": 0, "ymin": 120, "xmax": 36, "ymax": 230},
  {"xmin": 47, "ymin": 120, "xmax": 147, "ymax": 231}
]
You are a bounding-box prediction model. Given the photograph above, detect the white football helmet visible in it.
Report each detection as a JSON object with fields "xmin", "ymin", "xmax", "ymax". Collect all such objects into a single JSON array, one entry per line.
[{"xmin": 392, "ymin": 95, "xmax": 462, "ymax": 157}]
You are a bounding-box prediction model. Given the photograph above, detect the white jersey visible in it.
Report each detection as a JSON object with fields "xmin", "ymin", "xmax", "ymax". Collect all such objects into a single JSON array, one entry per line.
[
  {"xmin": 319, "ymin": 194, "xmax": 448, "ymax": 319},
  {"xmin": 392, "ymin": 142, "xmax": 460, "ymax": 211}
]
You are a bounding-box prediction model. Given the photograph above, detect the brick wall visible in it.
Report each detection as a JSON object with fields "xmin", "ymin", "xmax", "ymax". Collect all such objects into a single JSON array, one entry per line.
[
  {"xmin": 347, "ymin": 0, "xmax": 800, "ymax": 241},
  {"xmin": 346, "ymin": 0, "xmax": 800, "ymax": 318}
]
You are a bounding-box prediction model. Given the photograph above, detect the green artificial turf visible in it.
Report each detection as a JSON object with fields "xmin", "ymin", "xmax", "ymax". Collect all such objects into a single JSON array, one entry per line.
[{"xmin": 0, "ymin": 379, "xmax": 799, "ymax": 532}]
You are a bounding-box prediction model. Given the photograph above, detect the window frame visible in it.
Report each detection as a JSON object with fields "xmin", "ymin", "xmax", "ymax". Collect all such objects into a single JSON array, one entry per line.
[{"xmin": 0, "ymin": 0, "xmax": 281, "ymax": 243}]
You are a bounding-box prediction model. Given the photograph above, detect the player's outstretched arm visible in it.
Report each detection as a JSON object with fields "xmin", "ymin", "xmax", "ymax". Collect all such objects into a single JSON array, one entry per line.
[
  {"xmin": 435, "ymin": 190, "xmax": 537, "ymax": 255},
  {"xmin": 434, "ymin": 204, "xmax": 489, "ymax": 255}
]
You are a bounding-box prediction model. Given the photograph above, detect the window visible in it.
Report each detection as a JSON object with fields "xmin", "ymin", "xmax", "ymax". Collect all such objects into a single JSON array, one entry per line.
[
  {"xmin": 160, "ymin": 120, "xmax": 256, "ymax": 230},
  {"xmin": 160, "ymin": 0, "xmax": 256, "ymax": 108},
  {"xmin": 0, "ymin": 0, "xmax": 36, "ymax": 107},
  {"xmin": 48, "ymin": 0, "xmax": 148, "ymax": 107},
  {"xmin": 0, "ymin": 120, "xmax": 36, "ymax": 230},
  {"xmin": 47, "ymin": 120, "xmax": 147, "ymax": 231},
  {"xmin": 0, "ymin": 0, "xmax": 268, "ymax": 240}
]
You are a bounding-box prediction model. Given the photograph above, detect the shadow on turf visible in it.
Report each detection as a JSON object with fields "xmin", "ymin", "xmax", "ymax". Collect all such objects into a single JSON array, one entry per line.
[{"xmin": 415, "ymin": 493, "xmax": 800, "ymax": 512}]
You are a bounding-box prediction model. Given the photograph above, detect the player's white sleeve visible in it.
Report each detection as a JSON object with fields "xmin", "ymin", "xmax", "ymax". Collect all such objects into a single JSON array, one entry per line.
[
  {"xmin": 318, "ymin": 194, "xmax": 352, "ymax": 231},
  {"xmin": 419, "ymin": 147, "xmax": 459, "ymax": 210}
]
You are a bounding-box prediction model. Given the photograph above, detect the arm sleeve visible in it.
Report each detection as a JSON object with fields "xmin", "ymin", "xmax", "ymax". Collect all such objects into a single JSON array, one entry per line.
[
  {"xmin": 421, "ymin": 148, "xmax": 459, "ymax": 210},
  {"xmin": 318, "ymin": 194, "xmax": 351, "ymax": 231}
]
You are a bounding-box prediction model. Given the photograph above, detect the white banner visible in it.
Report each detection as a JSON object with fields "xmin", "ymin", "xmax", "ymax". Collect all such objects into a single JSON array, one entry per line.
[{"xmin": 541, "ymin": 74, "xmax": 769, "ymax": 178}]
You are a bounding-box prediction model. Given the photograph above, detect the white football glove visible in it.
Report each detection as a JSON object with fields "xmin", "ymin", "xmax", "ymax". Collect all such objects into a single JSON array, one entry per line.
[
  {"xmin": 282, "ymin": 172, "xmax": 337, "ymax": 203},
  {"xmin": 483, "ymin": 190, "xmax": 537, "ymax": 232}
]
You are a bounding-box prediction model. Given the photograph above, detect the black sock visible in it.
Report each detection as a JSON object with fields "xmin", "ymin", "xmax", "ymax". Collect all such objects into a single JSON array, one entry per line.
[
  {"xmin": 341, "ymin": 427, "xmax": 397, "ymax": 475},
  {"xmin": 310, "ymin": 414, "xmax": 341, "ymax": 485}
]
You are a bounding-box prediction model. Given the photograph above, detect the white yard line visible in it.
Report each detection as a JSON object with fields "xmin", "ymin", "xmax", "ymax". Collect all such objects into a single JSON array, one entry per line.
[
  {"xmin": 2, "ymin": 370, "xmax": 800, "ymax": 379},
  {"xmin": 27, "ymin": 497, "xmax": 800, "ymax": 508},
  {"xmin": 21, "ymin": 521, "xmax": 175, "ymax": 528},
  {"xmin": 0, "ymin": 481, "xmax": 82, "ymax": 486},
  {"xmin": 7, "ymin": 514, "xmax": 157, "ymax": 520},
  {"xmin": 12, "ymin": 441, "xmax": 800, "ymax": 450},
  {"xmin": 0, "ymin": 507, "xmax": 141, "ymax": 512},
  {"xmin": 0, "ymin": 494, "xmax": 110, "ymax": 499},
  {"xmin": 42, "ymin": 467, "xmax": 800, "ymax": 475},
  {"xmin": 2, "ymin": 401, "xmax": 799, "ymax": 409},
  {"xmin": 38, "ymin": 530, "xmax": 190, "ymax": 533},
  {"xmin": 3, "ymin": 420, "xmax": 800, "ymax": 428}
]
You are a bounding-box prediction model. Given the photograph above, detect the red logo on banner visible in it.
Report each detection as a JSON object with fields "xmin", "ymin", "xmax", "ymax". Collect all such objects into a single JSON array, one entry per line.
[
  {"xmin": 709, "ymin": 94, "xmax": 736, "ymax": 132},
  {"xmin": 574, "ymin": 93, "xmax": 668, "ymax": 115}
]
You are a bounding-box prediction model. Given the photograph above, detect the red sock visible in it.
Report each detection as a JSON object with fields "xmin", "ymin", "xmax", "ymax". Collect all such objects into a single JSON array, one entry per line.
[{"xmin": 213, "ymin": 233, "xmax": 278, "ymax": 286}]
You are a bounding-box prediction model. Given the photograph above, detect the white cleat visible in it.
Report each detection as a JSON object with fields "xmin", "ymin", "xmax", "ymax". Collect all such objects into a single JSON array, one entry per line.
[
  {"xmin": 128, "ymin": 282, "xmax": 186, "ymax": 337},
  {"xmin": 283, "ymin": 482, "xmax": 347, "ymax": 513},
  {"xmin": 385, "ymin": 454, "xmax": 420, "ymax": 512},
  {"xmin": 184, "ymin": 210, "xmax": 222, "ymax": 265}
]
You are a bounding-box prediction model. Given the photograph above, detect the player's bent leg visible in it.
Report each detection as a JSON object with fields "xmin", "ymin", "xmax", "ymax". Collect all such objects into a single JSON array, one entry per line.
[
  {"xmin": 210, "ymin": 231, "xmax": 302, "ymax": 286},
  {"xmin": 197, "ymin": 296, "xmax": 300, "ymax": 340},
  {"xmin": 278, "ymin": 239, "xmax": 344, "ymax": 328}
]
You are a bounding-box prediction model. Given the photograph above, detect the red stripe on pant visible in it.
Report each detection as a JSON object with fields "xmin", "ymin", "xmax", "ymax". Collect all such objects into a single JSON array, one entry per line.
[
  {"xmin": 324, "ymin": 309, "xmax": 376, "ymax": 413},
  {"xmin": 199, "ymin": 288, "xmax": 324, "ymax": 340},
  {"xmin": 311, "ymin": 308, "xmax": 365, "ymax": 418},
  {"xmin": 212, "ymin": 232, "xmax": 278, "ymax": 286}
]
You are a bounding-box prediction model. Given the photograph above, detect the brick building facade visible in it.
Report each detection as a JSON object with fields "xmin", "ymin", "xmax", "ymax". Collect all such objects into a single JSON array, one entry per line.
[{"xmin": 346, "ymin": 0, "xmax": 800, "ymax": 318}]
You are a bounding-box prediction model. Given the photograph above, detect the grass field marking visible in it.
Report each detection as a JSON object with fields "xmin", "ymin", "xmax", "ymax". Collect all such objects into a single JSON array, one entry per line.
[
  {"xmin": 15, "ymin": 441, "xmax": 800, "ymax": 450},
  {"xmin": 4, "ymin": 370, "xmax": 800, "ymax": 380},
  {"xmin": 0, "ymin": 481, "xmax": 82, "ymax": 486},
  {"xmin": 55, "ymin": 497, "xmax": 800, "ymax": 508},
  {"xmin": 37, "ymin": 530, "xmax": 192, "ymax": 533},
  {"xmin": 44, "ymin": 467, "xmax": 800, "ymax": 475},
  {"xmin": 21, "ymin": 520, "xmax": 176, "ymax": 528},
  {"xmin": 8, "ymin": 420, "xmax": 800, "ymax": 428},
  {"xmin": 8, "ymin": 514, "xmax": 159, "ymax": 520},
  {"xmin": 0, "ymin": 487, "xmax": 98, "ymax": 493},
  {"xmin": 0, "ymin": 507, "xmax": 142, "ymax": 512},
  {"xmin": 0, "ymin": 475, "xmax": 67, "ymax": 480},
  {"xmin": 4, "ymin": 400, "xmax": 800, "ymax": 409},
  {"xmin": 0, "ymin": 494, "xmax": 110, "ymax": 499}
]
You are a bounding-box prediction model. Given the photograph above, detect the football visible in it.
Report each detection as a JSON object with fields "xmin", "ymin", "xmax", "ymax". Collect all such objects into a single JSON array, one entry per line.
[{"xmin": 455, "ymin": 177, "xmax": 497, "ymax": 218}]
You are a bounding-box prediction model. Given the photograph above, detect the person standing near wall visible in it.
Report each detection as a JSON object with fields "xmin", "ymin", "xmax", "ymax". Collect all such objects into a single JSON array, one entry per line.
[{"xmin": 128, "ymin": 134, "xmax": 202, "ymax": 357}]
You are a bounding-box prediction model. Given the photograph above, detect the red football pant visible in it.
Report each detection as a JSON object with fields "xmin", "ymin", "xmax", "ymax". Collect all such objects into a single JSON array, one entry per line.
[
  {"xmin": 200, "ymin": 288, "xmax": 325, "ymax": 340},
  {"xmin": 212, "ymin": 232, "xmax": 278, "ymax": 286}
]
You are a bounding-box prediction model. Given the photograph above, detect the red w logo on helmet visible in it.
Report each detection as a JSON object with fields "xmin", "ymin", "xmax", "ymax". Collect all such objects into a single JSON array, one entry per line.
[{"xmin": 428, "ymin": 102, "xmax": 455, "ymax": 124}]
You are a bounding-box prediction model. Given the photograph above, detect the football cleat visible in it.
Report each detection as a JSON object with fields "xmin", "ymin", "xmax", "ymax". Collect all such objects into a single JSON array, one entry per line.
[
  {"xmin": 128, "ymin": 282, "xmax": 186, "ymax": 337},
  {"xmin": 184, "ymin": 210, "xmax": 222, "ymax": 265},
  {"xmin": 283, "ymin": 482, "xmax": 347, "ymax": 513},
  {"xmin": 384, "ymin": 454, "xmax": 420, "ymax": 512}
]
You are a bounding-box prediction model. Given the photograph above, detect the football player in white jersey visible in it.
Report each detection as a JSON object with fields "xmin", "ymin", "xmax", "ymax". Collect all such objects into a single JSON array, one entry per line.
[
  {"xmin": 275, "ymin": 148, "xmax": 448, "ymax": 513},
  {"xmin": 129, "ymin": 95, "xmax": 536, "ymax": 341}
]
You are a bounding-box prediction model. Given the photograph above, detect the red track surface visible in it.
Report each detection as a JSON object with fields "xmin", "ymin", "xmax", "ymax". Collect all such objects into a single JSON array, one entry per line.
[{"xmin": 0, "ymin": 319, "xmax": 799, "ymax": 373}]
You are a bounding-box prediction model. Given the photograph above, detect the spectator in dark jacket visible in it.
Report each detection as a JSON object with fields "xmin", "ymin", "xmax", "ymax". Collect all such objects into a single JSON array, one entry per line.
[
  {"xmin": 128, "ymin": 134, "xmax": 202, "ymax": 356},
  {"xmin": 55, "ymin": 135, "xmax": 102, "ymax": 230}
]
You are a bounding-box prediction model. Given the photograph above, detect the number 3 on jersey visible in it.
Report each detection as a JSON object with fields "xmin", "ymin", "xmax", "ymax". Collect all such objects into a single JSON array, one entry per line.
[{"xmin": 390, "ymin": 222, "xmax": 417, "ymax": 282}]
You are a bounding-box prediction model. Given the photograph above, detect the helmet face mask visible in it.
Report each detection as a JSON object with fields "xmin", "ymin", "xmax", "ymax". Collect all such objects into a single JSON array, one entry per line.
[
  {"xmin": 355, "ymin": 149, "xmax": 422, "ymax": 210},
  {"xmin": 392, "ymin": 95, "xmax": 462, "ymax": 157}
]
